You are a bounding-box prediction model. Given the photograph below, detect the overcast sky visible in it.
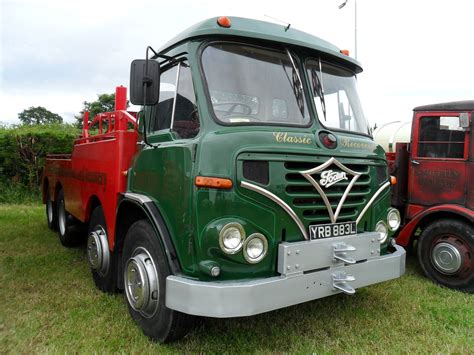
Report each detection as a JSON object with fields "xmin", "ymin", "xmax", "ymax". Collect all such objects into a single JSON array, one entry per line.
[{"xmin": 1, "ymin": 0, "xmax": 473, "ymax": 127}]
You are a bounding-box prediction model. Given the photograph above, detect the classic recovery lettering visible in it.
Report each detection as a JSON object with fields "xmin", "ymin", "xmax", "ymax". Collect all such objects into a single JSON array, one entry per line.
[
  {"xmin": 273, "ymin": 132, "xmax": 312, "ymax": 144},
  {"xmin": 340, "ymin": 138, "xmax": 375, "ymax": 150}
]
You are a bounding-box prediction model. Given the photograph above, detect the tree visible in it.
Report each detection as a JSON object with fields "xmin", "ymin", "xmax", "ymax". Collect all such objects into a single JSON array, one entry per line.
[
  {"xmin": 18, "ymin": 106, "xmax": 63, "ymax": 125},
  {"xmin": 75, "ymin": 93, "xmax": 117, "ymax": 128}
]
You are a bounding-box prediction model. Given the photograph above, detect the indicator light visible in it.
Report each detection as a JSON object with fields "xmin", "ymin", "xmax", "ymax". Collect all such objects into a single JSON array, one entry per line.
[
  {"xmin": 195, "ymin": 176, "xmax": 233, "ymax": 189},
  {"xmin": 217, "ymin": 16, "xmax": 231, "ymax": 28}
]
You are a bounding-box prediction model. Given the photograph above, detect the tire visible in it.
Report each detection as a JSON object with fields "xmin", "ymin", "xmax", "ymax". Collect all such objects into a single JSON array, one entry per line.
[
  {"xmin": 417, "ymin": 219, "xmax": 474, "ymax": 293},
  {"xmin": 56, "ymin": 189, "xmax": 85, "ymax": 247},
  {"xmin": 122, "ymin": 219, "xmax": 196, "ymax": 343},
  {"xmin": 46, "ymin": 190, "xmax": 58, "ymax": 230},
  {"xmin": 87, "ymin": 206, "xmax": 117, "ymax": 293}
]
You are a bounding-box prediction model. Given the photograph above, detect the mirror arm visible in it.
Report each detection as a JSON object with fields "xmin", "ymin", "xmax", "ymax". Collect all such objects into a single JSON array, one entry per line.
[
  {"xmin": 148, "ymin": 46, "xmax": 188, "ymax": 67},
  {"xmin": 141, "ymin": 46, "xmax": 159, "ymax": 148},
  {"xmin": 141, "ymin": 81, "xmax": 154, "ymax": 148},
  {"xmin": 138, "ymin": 45, "xmax": 184, "ymax": 148}
]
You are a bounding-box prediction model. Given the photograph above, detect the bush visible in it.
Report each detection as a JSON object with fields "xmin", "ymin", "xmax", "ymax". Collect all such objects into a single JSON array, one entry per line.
[
  {"xmin": 0, "ymin": 180, "xmax": 41, "ymax": 204},
  {"xmin": 0, "ymin": 124, "xmax": 79, "ymax": 203}
]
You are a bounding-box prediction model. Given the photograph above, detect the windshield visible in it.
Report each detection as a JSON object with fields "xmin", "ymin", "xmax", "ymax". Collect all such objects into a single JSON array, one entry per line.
[
  {"xmin": 306, "ymin": 59, "xmax": 370, "ymax": 135},
  {"xmin": 201, "ymin": 43, "xmax": 310, "ymax": 126}
]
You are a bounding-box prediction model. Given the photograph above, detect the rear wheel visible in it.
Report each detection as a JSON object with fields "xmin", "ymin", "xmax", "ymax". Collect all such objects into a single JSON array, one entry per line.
[
  {"xmin": 87, "ymin": 206, "xmax": 117, "ymax": 293},
  {"xmin": 46, "ymin": 190, "xmax": 57, "ymax": 230},
  {"xmin": 418, "ymin": 219, "xmax": 474, "ymax": 293},
  {"xmin": 57, "ymin": 189, "xmax": 85, "ymax": 247},
  {"xmin": 122, "ymin": 219, "xmax": 196, "ymax": 343}
]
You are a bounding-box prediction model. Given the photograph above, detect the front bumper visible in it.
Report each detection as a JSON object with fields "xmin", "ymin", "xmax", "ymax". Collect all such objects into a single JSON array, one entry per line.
[{"xmin": 165, "ymin": 232, "xmax": 406, "ymax": 318}]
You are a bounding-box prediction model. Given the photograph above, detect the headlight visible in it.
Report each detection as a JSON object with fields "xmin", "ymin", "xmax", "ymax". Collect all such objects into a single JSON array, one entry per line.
[
  {"xmin": 375, "ymin": 221, "xmax": 388, "ymax": 243},
  {"xmin": 243, "ymin": 233, "xmax": 268, "ymax": 263},
  {"xmin": 387, "ymin": 208, "xmax": 401, "ymax": 231},
  {"xmin": 219, "ymin": 223, "xmax": 245, "ymax": 254}
]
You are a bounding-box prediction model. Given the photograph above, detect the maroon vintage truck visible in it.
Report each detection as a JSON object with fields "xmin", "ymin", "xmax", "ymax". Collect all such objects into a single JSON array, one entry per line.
[{"xmin": 374, "ymin": 101, "xmax": 473, "ymax": 293}]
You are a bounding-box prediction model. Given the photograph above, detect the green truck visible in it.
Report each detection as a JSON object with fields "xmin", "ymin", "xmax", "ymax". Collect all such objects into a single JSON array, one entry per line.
[{"xmin": 43, "ymin": 16, "xmax": 405, "ymax": 342}]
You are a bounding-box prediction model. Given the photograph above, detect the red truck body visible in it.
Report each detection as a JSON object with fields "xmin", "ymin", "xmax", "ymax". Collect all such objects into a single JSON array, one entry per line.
[
  {"xmin": 42, "ymin": 87, "xmax": 138, "ymax": 249},
  {"xmin": 381, "ymin": 101, "xmax": 473, "ymax": 292}
]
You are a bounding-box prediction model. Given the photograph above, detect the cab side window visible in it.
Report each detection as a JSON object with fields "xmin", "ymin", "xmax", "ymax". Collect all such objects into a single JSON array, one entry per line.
[
  {"xmin": 147, "ymin": 62, "xmax": 199, "ymax": 138},
  {"xmin": 149, "ymin": 65, "xmax": 178, "ymax": 133},
  {"xmin": 417, "ymin": 116, "xmax": 466, "ymax": 158},
  {"xmin": 172, "ymin": 65, "xmax": 199, "ymax": 139}
]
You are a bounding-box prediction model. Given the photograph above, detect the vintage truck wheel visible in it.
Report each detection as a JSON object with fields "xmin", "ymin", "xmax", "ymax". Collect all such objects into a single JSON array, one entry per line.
[
  {"xmin": 56, "ymin": 189, "xmax": 84, "ymax": 247},
  {"xmin": 418, "ymin": 219, "xmax": 474, "ymax": 293},
  {"xmin": 46, "ymin": 190, "xmax": 58, "ymax": 230},
  {"xmin": 122, "ymin": 219, "xmax": 196, "ymax": 343},
  {"xmin": 87, "ymin": 206, "xmax": 117, "ymax": 293}
]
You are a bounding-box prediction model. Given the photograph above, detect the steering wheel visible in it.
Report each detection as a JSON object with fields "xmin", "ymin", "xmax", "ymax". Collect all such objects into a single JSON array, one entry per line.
[{"xmin": 213, "ymin": 102, "xmax": 252, "ymax": 116}]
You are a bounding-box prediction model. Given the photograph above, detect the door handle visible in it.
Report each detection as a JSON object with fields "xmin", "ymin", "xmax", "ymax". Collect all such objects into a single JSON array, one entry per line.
[{"xmin": 411, "ymin": 160, "xmax": 420, "ymax": 165}]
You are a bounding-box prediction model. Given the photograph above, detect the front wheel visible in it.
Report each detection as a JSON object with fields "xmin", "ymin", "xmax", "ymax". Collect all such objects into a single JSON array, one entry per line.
[
  {"xmin": 417, "ymin": 219, "xmax": 474, "ymax": 293},
  {"xmin": 122, "ymin": 220, "xmax": 196, "ymax": 343}
]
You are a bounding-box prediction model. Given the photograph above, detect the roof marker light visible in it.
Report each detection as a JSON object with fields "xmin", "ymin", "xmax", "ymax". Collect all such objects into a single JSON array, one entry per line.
[
  {"xmin": 217, "ymin": 16, "xmax": 231, "ymax": 28},
  {"xmin": 340, "ymin": 49, "xmax": 350, "ymax": 56}
]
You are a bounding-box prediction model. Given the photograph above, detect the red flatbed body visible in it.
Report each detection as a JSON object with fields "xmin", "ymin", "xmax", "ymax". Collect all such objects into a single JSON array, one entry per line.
[{"xmin": 42, "ymin": 87, "xmax": 138, "ymax": 249}]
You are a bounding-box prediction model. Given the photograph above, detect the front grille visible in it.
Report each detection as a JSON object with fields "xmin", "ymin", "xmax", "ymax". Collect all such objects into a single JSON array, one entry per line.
[{"xmin": 284, "ymin": 161, "xmax": 372, "ymax": 224}]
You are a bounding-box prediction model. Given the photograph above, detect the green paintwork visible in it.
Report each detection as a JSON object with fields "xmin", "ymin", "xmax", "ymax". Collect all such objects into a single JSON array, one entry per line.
[{"xmin": 128, "ymin": 17, "xmax": 395, "ymax": 281}]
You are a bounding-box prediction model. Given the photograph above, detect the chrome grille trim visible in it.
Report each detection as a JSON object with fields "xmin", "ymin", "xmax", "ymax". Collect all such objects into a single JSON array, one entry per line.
[
  {"xmin": 241, "ymin": 181, "xmax": 309, "ymax": 240},
  {"xmin": 285, "ymin": 159, "xmax": 372, "ymax": 225},
  {"xmin": 300, "ymin": 157, "xmax": 362, "ymax": 223},
  {"xmin": 356, "ymin": 181, "xmax": 391, "ymax": 224}
]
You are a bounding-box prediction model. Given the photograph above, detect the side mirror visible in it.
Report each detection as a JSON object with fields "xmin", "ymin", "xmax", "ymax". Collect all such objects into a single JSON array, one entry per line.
[
  {"xmin": 460, "ymin": 112, "xmax": 470, "ymax": 130},
  {"xmin": 130, "ymin": 59, "xmax": 160, "ymax": 105}
]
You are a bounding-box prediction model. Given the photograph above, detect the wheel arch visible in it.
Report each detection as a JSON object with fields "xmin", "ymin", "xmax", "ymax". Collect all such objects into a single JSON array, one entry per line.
[
  {"xmin": 417, "ymin": 211, "xmax": 472, "ymax": 230},
  {"xmin": 85, "ymin": 195, "xmax": 102, "ymax": 223},
  {"xmin": 397, "ymin": 205, "xmax": 474, "ymax": 247},
  {"xmin": 114, "ymin": 193, "xmax": 182, "ymax": 289},
  {"xmin": 54, "ymin": 181, "xmax": 63, "ymax": 201}
]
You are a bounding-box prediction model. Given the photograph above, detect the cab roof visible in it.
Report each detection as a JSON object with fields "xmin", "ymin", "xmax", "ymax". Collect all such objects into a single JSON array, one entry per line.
[
  {"xmin": 414, "ymin": 100, "xmax": 474, "ymax": 112},
  {"xmin": 158, "ymin": 16, "xmax": 362, "ymax": 73}
]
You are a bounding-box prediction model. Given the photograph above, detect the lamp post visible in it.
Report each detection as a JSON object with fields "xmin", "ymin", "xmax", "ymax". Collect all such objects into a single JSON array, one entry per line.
[{"xmin": 338, "ymin": 0, "xmax": 357, "ymax": 60}]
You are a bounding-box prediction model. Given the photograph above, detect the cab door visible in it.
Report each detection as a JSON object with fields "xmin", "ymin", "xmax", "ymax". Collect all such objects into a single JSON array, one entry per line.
[{"xmin": 408, "ymin": 112, "xmax": 469, "ymax": 207}]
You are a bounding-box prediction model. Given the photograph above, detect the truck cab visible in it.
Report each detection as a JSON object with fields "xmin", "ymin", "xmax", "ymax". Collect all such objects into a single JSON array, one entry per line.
[
  {"xmin": 376, "ymin": 102, "xmax": 473, "ymax": 292},
  {"xmin": 43, "ymin": 17, "xmax": 405, "ymax": 342}
]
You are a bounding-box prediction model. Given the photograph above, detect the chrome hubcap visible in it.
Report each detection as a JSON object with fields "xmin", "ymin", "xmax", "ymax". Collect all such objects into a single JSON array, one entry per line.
[
  {"xmin": 124, "ymin": 247, "xmax": 159, "ymax": 318},
  {"xmin": 431, "ymin": 242, "xmax": 463, "ymax": 274},
  {"xmin": 58, "ymin": 200, "xmax": 66, "ymax": 236},
  {"xmin": 87, "ymin": 226, "xmax": 109, "ymax": 276}
]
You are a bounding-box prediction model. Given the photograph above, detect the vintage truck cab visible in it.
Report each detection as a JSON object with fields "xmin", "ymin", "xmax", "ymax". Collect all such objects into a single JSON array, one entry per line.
[
  {"xmin": 43, "ymin": 16, "xmax": 405, "ymax": 342},
  {"xmin": 375, "ymin": 102, "xmax": 473, "ymax": 293}
]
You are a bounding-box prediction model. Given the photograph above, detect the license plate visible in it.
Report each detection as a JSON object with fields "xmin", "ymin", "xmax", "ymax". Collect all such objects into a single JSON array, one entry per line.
[{"xmin": 309, "ymin": 221, "xmax": 357, "ymax": 239}]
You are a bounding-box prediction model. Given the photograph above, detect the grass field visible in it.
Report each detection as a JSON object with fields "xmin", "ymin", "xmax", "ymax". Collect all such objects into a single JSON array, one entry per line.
[{"xmin": 1, "ymin": 204, "xmax": 473, "ymax": 352}]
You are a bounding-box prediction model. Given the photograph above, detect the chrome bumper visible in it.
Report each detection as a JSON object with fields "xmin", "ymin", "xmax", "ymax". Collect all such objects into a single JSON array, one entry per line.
[{"xmin": 165, "ymin": 232, "xmax": 406, "ymax": 318}]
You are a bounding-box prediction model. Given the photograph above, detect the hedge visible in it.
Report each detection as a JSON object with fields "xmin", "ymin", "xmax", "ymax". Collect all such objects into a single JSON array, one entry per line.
[{"xmin": 0, "ymin": 124, "xmax": 79, "ymax": 202}]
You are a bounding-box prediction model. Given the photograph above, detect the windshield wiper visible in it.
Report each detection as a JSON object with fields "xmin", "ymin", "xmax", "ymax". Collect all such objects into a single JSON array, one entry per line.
[
  {"xmin": 311, "ymin": 58, "xmax": 327, "ymax": 121},
  {"xmin": 285, "ymin": 48, "xmax": 305, "ymax": 117}
]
